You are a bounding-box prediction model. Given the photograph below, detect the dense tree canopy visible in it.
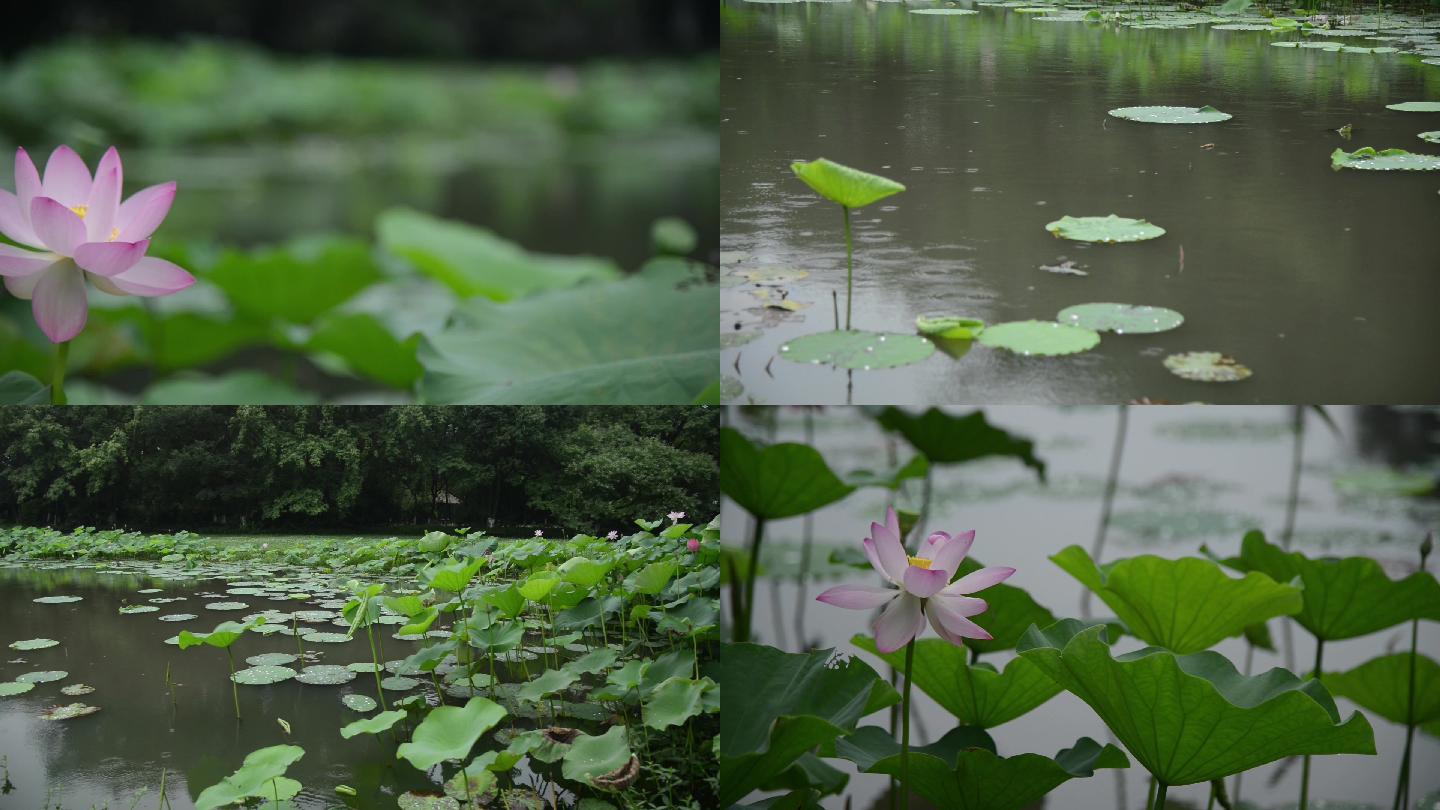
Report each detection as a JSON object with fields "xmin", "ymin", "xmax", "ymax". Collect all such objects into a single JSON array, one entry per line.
[{"xmin": 0, "ymin": 406, "xmax": 717, "ymax": 534}]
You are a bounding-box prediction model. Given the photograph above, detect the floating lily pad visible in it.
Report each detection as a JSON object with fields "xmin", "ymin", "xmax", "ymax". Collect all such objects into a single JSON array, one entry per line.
[
  {"xmin": 295, "ymin": 665, "xmax": 356, "ymax": 685},
  {"xmin": 301, "ymin": 632, "xmax": 352, "ymax": 643},
  {"xmin": 41, "ymin": 703, "xmax": 100, "ymax": 720},
  {"xmin": 17, "ymin": 671, "xmax": 67, "ymax": 684},
  {"xmin": 0, "ymin": 682, "xmax": 36, "ymax": 697},
  {"xmin": 911, "ymin": 7, "xmax": 980, "ymax": 13},
  {"xmin": 119, "ymin": 605, "xmax": 159, "ymax": 614},
  {"xmin": 778, "ymin": 330, "xmax": 935, "ymax": 369},
  {"xmin": 137, "ymin": 588, "xmax": 163, "ymax": 594},
  {"xmin": 1108, "ymin": 105, "xmax": 1232, "ymax": 123},
  {"xmin": 977, "ymin": 320, "xmax": 1100, "ymax": 356},
  {"xmin": 60, "ymin": 684, "xmax": 95, "ymax": 696},
  {"xmin": 1331, "ymin": 147, "xmax": 1440, "ymax": 170},
  {"xmin": 1164, "ymin": 351, "xmax": 1253, "ymax": 382},
  {"xmin": 33, "ymin": 596, "xmax": 82, "ymax": 604},
  {"xmin": 347, "ymin": 662, "xmax": 385, "ymax": 673},
  {"xmin": 382, "ymin": 676, "xmax": 421, "ymax": 691},
  {"xmin": 292, "ymin": 610, "xmax": 337, "ymax": 622},
  {"xmin": 1421, "ymin": 131, "xmax": 1440, "ymax": 144},
  {"xmin": 233, "ymin": 665, "xmax": 298, "ymax": 685},
  {"xmin": 206, "ymin": 602, "xmax": 250, "ymax": 611},
  {"xmin": 247, "ymin": 652, "xmax": 299, "ymax": 667},
  {"xmin": 9, "ymin": 639, "xmax": 59, "ymax": 651},
  {"xmin": 1057, "ymin": 303, "xmax": 1183, "ymax": 334},
  {"xmin": 737, "ymin": 268, "xmax": 809, "ymax": 286},
  {"xmin": 1046, "ymin": 215, "xmax": 1166, "ymax": 243},
  {"xmin": 915, "ymin": 314, "xmax": 986, "ymax": 339},
  {"xmin": 343, "ymin": 693, "xmax": 379, "ymax": 712},
  {"xmin": 158, "ymin": 613, "xmax": 198, "ymax": 622},
  {"xmin": 1387, "ymin": 101, "xmax": 1440, "ymax": 112}
]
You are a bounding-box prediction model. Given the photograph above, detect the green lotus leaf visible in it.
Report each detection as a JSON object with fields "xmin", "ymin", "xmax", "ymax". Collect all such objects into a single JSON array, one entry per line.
[
  {"xmin": 837, "ymin": 725, "xmax": 1128, "ymax": 810},
  {"xmin": 33, "ymin": 595, "xmax": 82, "ymax": 604},
  {"xmin": 305, "ymin": 311, "xmax": 423, "ymax": 389},
  {"xmin": 643, "ymin": 676, "xmax": 709, "ymax": 730},
  {"xmin": 397, "ymin": 696, "xmax": 508, "ymax": 771},
  {"xmin": 41, "ymin": 702, "xmax": 101, "ymax": 720},
  {"xmin": 194, "ymin": 744, "xmax": 305, "ymax": 810},
  {"xmin": 953, "ymin": 557, "xmax": 1061, "ymax": 654},
  {"xmin": 295, "ymin": 665, "xmax": 357, "ymax": 685},
  {"xmin": 300, "ymin": 631, "xmax": 351, "ymax": 643},
  {"xmin": 9, "ymin": 638, "xmax": 59, "ymax": 650},
  {"xmin": 1164, "ymin": 351, "xmax": 1253, "ymax": 382},
  {"xmin": 418, "ymin": 271, "xmax": 717, "ymax": 405},
  {"xmin": 1016, "ymin": 621, "xmax": 1375, "ymax": 785},
  {"xmin": 628, "ymin": 560, "xmax": 678, "ymax": 596},
  {"xmin": 158, "ymin": 613, "xmax": 198, "ymax": 622},
  {"xmin": 871, "ymin": 407, "xmax": 1046, "ymax": 480},
  {"xmin": 205, "ymin": 601, "xmax": 249, "ymax": 611},
  {"xmin": 977, "ymin": 320, "xmax": 1100, "ymax": 356},
  {"xmin": 423, "ymin": 558, "xmax": 484, "ymax": 594},
  {"xmin": 1215, "ymin": 531, "xmax": 1440, "ymax": 641},
  {"xmin": 1057, "ymin": 303, "xmax": 1184, "ymax": 334},
  {"xmin": 247, "ymin": 652, "xmax": 298, "ymax": 667},
  {"xmin": 342, "ymin": 693, "xmax": 378, "ymax": 712},
  {"xmin": 1332, "ymin": 468, "xmax": 1435, "ymax": 498},
  {"xmin": 232, "ymin": 665, "xmax": 297, "ymax": 685},
  {"xmin": 563, "ymin": 648, "xmax": 619, "ymax": 677},
  {"xmin": 1420, "ymin": 131, "xmax": 1440, "ymax": 144},
  {"xmin": 382, "ymin": 676, "xmax": 421, "ymax": 691},
  {"xmin": 1387, "ymin": 102, "xmax": 1440, "ymax": 112},
  {"xmin": 790, "ymin": 158, "xmax": 906, "ymax": 209},
  {"xmin": 18, "ymin": 670, "xmax": 68, "ymax": 683},
  {"xmin": 0, "ymin": 682, "xmax": 36, "ymax": 697},
  {"xmin": 558, "ymin": 557, "xmax": 613, "ymax": 588},
  {"xmin": 519, "ymin": 571, "xmax": 560, "ymax": 602},
  {"xmin": 1108, "ymin": 105, "xmax": 1232, "ymax": 123},
  {"xmin": 1053, "ymin": 545, "xmax": 1301, "ymax": 653},
  {"xmin": 1331, "ymin": 147, "xmax": 1440, "ymax": 171},
  {"xmin": 852, "ymin": 635, "xmax": 1060, "ymax": 728},
  {"xmin": 778, "ymin": 330, "xmax": 936, "ymax": 370},
  {"xmin": 720, "ymin": 427, "xmax": 855, "ymax": 520},
  {"xmin": 340, "ymin": 709, "xmax": 407, "ymax": 739},
  {"xmin": 0, "ymin": 371, "xmax": 47, "ymax": 404},
  {"xmin": 140, "ymin": 371, "xmax": 318, "ymax": 405},
  {"xmin": 915, "ymin": 314, "xmax": 985, "ymax": 339},
  {"xmin": 516, "ymin": 668, "xmax": 580, "ymax": 703},
  {"xmin": 207, "ymin": 237, "xmax": 380, "ymax": 324},
  {"xmin": 1322, "ymin": 653, "xmax": 1440, "ymax": 737},
  {"xmin": 719, "ymin": 643, "xmax": 899, "ymax": 807},
  {"xmin": 561, "ymin": 725, "xmax": 633, "ymax": 788},
  {"xmin": 737, "ymin": 267, "xmax": 809, "ymax": 286},
  {"xmin": 118, "ymin": 605, "xmax": 159, "ymax": 614},
  {"xmin": 469, "ymin": 621, "xmax": 525, "ymax": 653},
  {"xmin": 60, "ymin": 684, "xmax": 95, "ymax": 696},
  {"xmin": 1046, "ymin": 215, "xmax": 1166, "ymax": 243},
  {"xmin": 910, "ymin": 7, "xmax": 980, "ymax": 13},
  {"xmin": 443, "ymin": 764, "xmax": 498, "ymax": 803}
]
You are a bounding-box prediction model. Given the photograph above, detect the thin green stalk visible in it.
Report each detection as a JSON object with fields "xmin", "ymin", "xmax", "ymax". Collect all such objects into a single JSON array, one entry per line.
[
  {"xmin": 901, "ymin": 640, "xmax": 915, "ymax": 807},
  {"xmin": 158, "ymin": 767, "xmax": 168, "ymax": 810},
  {"xmin": 225, "ymin": 648, "xmax": 240, "ymax": 720},
  {"xmin": 293, "ymin": 616, "xmax": 304, "ymax": 659},
  {"xmin": 51, "ymin": 341, "xmax": 69, "ymax": 405},
  {"xmin": 736, "ymin": 517, "xmax": 767, "ymax": 643},
  {"xmin": 1147, "ymin": 776, "xmax": 1157, "ymax": 808},
  {"xmin": 366, "ymin": 623, "xmax": 388, "ymax": 711},
  {"xmin": 1153, "ymin": 780, "xmax": 1168, "ymax": 810},
  {"xmin": 1083, "ymin": 404, "xmax": 1128, "ymax": 618},
  {"xmin": 793, "ymin": 410, "xmax": 817, "ymax": 646},
  {"xmin": 1393, "ymin": 535, "xmax": 1430, "ymax": 810},
  {"xmin": 842, "ymin": 206, "xmax": 854, "ymax": 330},
  {"xmin": 1299, "ymin": 639, "xmax": 1325, "ymax": 810}
]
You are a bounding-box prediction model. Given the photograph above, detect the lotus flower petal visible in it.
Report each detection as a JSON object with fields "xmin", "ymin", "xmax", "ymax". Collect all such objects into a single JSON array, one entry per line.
[
  {"xmin": 0, "ymin": 244, "xmax": 56, "ymax": 278},
  {"xmin": 30, "ymin": 197, "xmax": 87, "ymax": 256},
  {"xmin": 928, "ymin": 595, "xmax": 992, "ymax": 643},
  {"xmin": 904, "ymin": 566, "xmax": 950, "ymax": 599},
  {"xmin": 43, "ymin": 146, "xmax": 93, "ymax": 208},
  {"xmin": 0, "ymin": 190, "xmax": 41, "ymax": 247},
  {"xmin": 945, "ymin": 566, "xmax": 1015, "ymax": 597},
  {"xmin": 116, "ymin": 182, "xmax": 176, "ymax": 242},
  {"xmin": 873, "ymin": 593, "xmax": 925, "ymax": 653},
  {"xmin": 74, "ymin": 239, "xmax": 149, "ymax": 277},
  {"xmin": 106, "ymin": 256, "xmax": 195, "ymax": 297},
  {"xmin": 5, "ymin": 272, "xmax": 44, "ymax": 299},
  {"xmin": 32, "ymin": 262, "xmax": 89, "ymax": 343},
  {"xmin": 816, "ymin": 583, "xmax": 897, "ymax": 610},
  {"xmin": 85, "ymin": 147, "xmax": 122, "ymax": 242},
  {"xmin": 14, "ymin": 148, "xmax": 43, "ymax": 214},
  {"xmin": 929, "ymin": 530, "xmax": 976, "ymax": 577}
]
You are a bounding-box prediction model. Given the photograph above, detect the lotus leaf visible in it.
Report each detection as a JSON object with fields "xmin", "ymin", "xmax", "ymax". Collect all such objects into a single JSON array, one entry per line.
[
  {"xmin": 719, "ymin": 428, "xmax": 855, "ymax": 521},
  {"xmin": 1016, "ymin": 621, "xmax": 1375, "ymax": 785},
  {"xmin": 41, "ymin": 703, "xmax": 100, "ymax": 720},
  {"xmin": 17, "ymin": 670, "xmax": 67, "ymax": 683},
  {"xmin": 247, "ymin": 653, "xmax": 299, "ymax": 667},
  {"xmin": 1057, "ymin": 303, "xmax": 1183, "ymax": 334},
  {"xmin": 194, "ymin": 744, "xmax": 305, "ymax": 810},
  {"xmin": 382, "ymin": 676, "xmax": 421, "ymax": 691},
  {"xmin": 206, "ymin": 602, "xmax": 250, "ymax": 611},
  {"xmin": 119, "ymin": 605, "xmax": 159, "ymax": 614},
  {"xmin": 295, "ymin": 665, "xmax": 356, "ymax": 685},
  {"xmin": 340, "ymin": 709, "xmax": 407, "ymax": 739},
  {"xmin": 397, "ymin": 696, "xmax": 508, "ymax": 771},
  {"xmin": 33, "ymin": 595, "xmax": 82, "ymax": 604},
  {"xmin": 561, "ymin": 725, "xmax": 633, "ymax": 788},
  {"xmin": 1164, "ymin": 351, "xmax": 1253, "ymax": 382},
  {"xmin": 517, "ymin": 668, "xmax": 580, "ymax": 702},
  {"xmin": 1045, "ymin": 215, "xmax": 1166, "ymax": 243},
  {"xmin": 1388, "ymin": 102, "xmax": 1440, "ymax": 112},
  {"xmin": 0, "ymin": 682, "xmax": 36, "ymax": 696},
  {"xmin": 1216, "ymin": 531, "xmax": 1440, "ymax": 640},
  {"xmin": 1052, "ymin": 545, "xmax": 1301, "ymax": 653},
  {"xmin": 915, "ymin": 314, "xmax": 985, "ymax": 339},
  {"xmin": 1331, "ymin": 147, "xmax": 1440, "ymax": 170},
  {"xmin": 519, "ymin": 571, "xmax": 560, "ymax": 602},
  {"xmin": 9, "ymin": 638, "xmax": 59, "ymax": 650},
  {"xmin": 342, "ymin": 694, "xmax": 378, "ymax": 712},
  {"xmin": 60, "ymin": 684, "xmax": 95, "ymax": 696},
  {"xmin": 871, "ymin": 407, "xmax": 1046, "ymax": 480},
  {"xmin": 911, "ymin": 7, "xmax": 980, "ymax": 13},
  {"xmin": 397, "ymin": 793, "xmax": 461, "ymax": 810},
  {"xmin": 1421, "ymin": 131, "xmax": 1440, "ymax": 144},
  {"xmin": 629, "ymin": 560, "xmax": 678, "ymax": 595},
  {"xmin": 179, "ymin": 621, "xmax": 253, "ymax": 649},
  {"xmin": 977, "ymin": 320, "xmax": 1101, "ymax": 356},
  {"xmin": 1322, "ymin": 653, "xmax": 1440, "ymax": 736},
  {"xmin": 158, "ymin": 613, "xmax": 198, "ymax": 622},
  {"xmin": 1108, "ymin": 105, "xmax": 1232, "ymax": 123},
  {"xmin": 853, "ymin": 635, "xmax": 1060, "ymax": 728},
  {"xmin": 719, "ymin": 643, "xmax": 898, "ymax": 807},
  {"xmin": 790, "ymin": 158, "xmax": 906, "ymax": 209},
  {"xmin": 564, "ymin": 648, "xmax": 620, "ymax": 677},
  {"xmin": 837, "ymin": 725, "xmax": 1128, "ymax": 810},
  {"xmin": 233, "ymin": 665, "xmax": 298, "ymax": 685},
  {"xmin": 643, "ymin": 676, "xmax": 709, "ymax": 730},
  {"xmin": 443, "ymin": 766, "xmax": 498, "ymax": 804},
  {"xmin": 559, "ymin": 557, "xmax": 613, "ymax": 587},
  {"xmin": 778, "ymin": 330, "xmax": 936, "ymax": 370},
  {"xmin": 301, "ymin": 632, "xmax": 351, "ymax": 643}
]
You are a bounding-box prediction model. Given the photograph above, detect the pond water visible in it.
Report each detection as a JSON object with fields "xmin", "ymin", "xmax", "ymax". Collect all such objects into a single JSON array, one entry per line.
[
  {"xmin": 0, "ymin": 563, "xmax": 598, "ymax": 809},
  {"xmin": 720, "ymin": 1, "xmax": 1440, "ymax": 404},
  {"xmin": 722, "ymin": 405, "xmax": 1440, "ymax": 808}
]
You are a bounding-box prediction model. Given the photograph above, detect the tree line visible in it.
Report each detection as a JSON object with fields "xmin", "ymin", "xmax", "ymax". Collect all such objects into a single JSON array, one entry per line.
[{"xmin": 0, "ymin": 406, "xmax": 717, "ymax": 535}]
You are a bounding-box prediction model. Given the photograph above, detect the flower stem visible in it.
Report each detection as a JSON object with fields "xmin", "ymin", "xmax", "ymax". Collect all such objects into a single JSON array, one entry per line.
[
  {"xmin": 736, "ymin": 517, "xmax": 766, "ymax": 643},
  {"xmin": 842, "ymin": 206, "xmax": 854, "ymax": 331},
  {"xmin": 50, "ymin": 341, "xmax": 69, "ymax": 405},
  {"xmin": 901, "ymin": 639, "xmax": 915, "ymax": 808},
  {"xmin": 1153, "ymin": 780, "xmax": 1168, "ymax": 810},
  {"xmin": 1299, "ymin": 638, "xmax": 1325, "ymax": 810},
  {"xmin": 225, "ymin": 647, "xmax": 240, "ymax": 720}
]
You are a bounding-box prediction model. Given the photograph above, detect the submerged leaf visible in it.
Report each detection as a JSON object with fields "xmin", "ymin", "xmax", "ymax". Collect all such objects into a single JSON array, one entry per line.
[
  {"xmin": 1017, "ymin": 621, "xmax": 1375, "ymax": 785},
  {"xmin": 790, "ymin": 158, "xmax": 906, "ymax": 209},
  {"xmin": 1164, "ymin": 351, "xmax": 1253, "ymax": 382},
  {"xmin": 778, "ymin": 330, "xmax": 936, "ymax": 370},
  {"xmin": 977, "ymin": 320, "xmax": 1100, "ymax": 356}
]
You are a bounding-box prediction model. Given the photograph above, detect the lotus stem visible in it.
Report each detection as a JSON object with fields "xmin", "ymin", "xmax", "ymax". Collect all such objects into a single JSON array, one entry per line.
[
  {"xmin": 842, "ymin": 206, "xmax": 854, "ymax": 330},
  {"xmin": 794, "ymin": 412, "xmax": 817, "ymax": 647},
  {"xmin": 1153, "ymin": 780, "xmax": 1168, "ymax": 810},
  {"xmin": 736, "ymin": 517, "xmax": 767, "ymax": 643},
  {"xmin": 225, "ymin": 648, "xmax": 240, "ymax": 720},
  {"xmin": 366, "ymin": 623, "xmax": 388, "ymax": 711},
  {"xmin": 1393, "ymin": 535, "xmax": 1430, "ymax": 810},
  {"xmin": 1299, "ymin": 638, "xmax": 1325, "ymax": 810},
  {"xmin": 1083, "ymin": 404, "xmax": 1129, "ymax": 618},
  {"xmin": 50, "ymin": 341, "xmax": 68, "ymax": 405},
  {"xmin": 158, "ymin": 766, "xmax": 168, "ymax": 810},
  {"xmin": 901, "ymin": 639, "xmax": 915, "ymax": 807}
]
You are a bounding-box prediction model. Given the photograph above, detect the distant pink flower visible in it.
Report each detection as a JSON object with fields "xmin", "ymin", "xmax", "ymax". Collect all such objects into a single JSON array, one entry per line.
[
  {"xmin": 667, "ymin": 511, "xmax": 685, "ymax": 522},
  {"xmin": 816, "ymin": 508, "xmax": 1014, "ymax": 653},
  {"xmin": 686, "ymin": 538, "xmax": 700, "ymax": 553},
  {"xmin": 606, "ymin": 531, "xmax": 619, "ymax": 540},
  {"xmin": 534, "ymin": 530, "xmax": 543, "ymax": 537},
  {"xmin": 0, "ymin": 146, "xmax": 193, "ymax": 343}
]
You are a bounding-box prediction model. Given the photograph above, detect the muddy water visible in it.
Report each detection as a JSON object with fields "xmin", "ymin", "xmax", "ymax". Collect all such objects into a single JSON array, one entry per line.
[
  {"xmin": 720, "ymin": 1, "xmax": 1440, "ymax": 404},
  {"xmin": 722, "ymin": 405, "xmax": 1440, "ymax": 808}
]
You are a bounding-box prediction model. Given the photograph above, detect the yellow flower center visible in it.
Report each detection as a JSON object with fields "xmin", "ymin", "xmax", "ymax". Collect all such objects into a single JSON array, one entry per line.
[
  {"xmin": 69, "ymin": 204, "xmax": 88, "ymax": 219},
  {"xmin": 907, "ymin": 556, "xmax": 932, "ymax": 570},
  {"xmin": 108, "ymin": 227, "xmax": 120, "ymax": 242}
]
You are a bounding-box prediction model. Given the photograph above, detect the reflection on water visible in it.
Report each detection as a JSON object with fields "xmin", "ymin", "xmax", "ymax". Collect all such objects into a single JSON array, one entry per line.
[
  {"xmin": 722, "ymin": 405, "xmax": 1440, "ymax": 808},
  {"xmin": 721, "ymin": 1, "xmax": 1440, "ymax": 403}
]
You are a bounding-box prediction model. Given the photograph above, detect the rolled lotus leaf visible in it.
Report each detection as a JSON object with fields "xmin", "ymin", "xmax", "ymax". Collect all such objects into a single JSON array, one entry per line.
[
  {"xmin": 790, "ymin": 158, "xmax": 906, "ymax": 209},
  {"xmin": 1016, "ymin": 620, "xmax": 1375, "ymax": 785},
  {"xmin": 915, "ymin": 314, "xmax": 986, "ymax": 339}
]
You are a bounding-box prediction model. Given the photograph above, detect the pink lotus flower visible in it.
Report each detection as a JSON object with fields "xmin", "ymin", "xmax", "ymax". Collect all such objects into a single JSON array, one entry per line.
[
  {"xmin": 0, "ymin": 146, "xmax": 193, "ymax": 343},
  {"xmin": 606, "ymin": 531, "xmax": 619, "ymax": 540},
  {"xmin": 534, "ymin": 530, "xmax": 543, "ymax": 537},
  {"xmin": 816, "ymin": 508, "xmax": 1014, "ymax": 653},
  {"xmin": 686, "ymin": 538, "xmax": 700, "ymax": 554},
  {"xmin": 668, "ymin": 511, "xmax": 686, "ymax": 522}
]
